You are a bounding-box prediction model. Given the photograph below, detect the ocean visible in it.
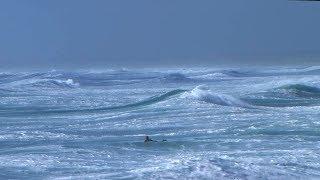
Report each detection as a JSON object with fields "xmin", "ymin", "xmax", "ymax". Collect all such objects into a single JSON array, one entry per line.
[{"xmin": 1, "ymin": 67, "xmax": 320, "ymax": 179}]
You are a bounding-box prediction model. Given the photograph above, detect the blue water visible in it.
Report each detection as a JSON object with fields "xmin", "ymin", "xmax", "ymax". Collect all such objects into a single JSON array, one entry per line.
[{"xmin": 1, "ymin": 67, "xmax": 320, "ymax": 179}]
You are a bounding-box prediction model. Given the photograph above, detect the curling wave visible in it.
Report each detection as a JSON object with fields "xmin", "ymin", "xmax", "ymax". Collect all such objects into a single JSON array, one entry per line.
[{"xmin": 183, "ymin": 85, "xmax": 252, "ymax": 108}]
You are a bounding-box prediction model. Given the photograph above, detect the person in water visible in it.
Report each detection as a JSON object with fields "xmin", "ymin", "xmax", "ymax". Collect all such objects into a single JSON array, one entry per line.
[
  {"xmin": 144, "ymin": 136, "xmax": 154, "ymax": 142},
  {"xmin": 144, "ymin": 135, "xmax": 167, "ymax": 143}
]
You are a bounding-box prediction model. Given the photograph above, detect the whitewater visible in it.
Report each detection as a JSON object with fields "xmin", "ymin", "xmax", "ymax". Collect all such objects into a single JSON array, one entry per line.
[{"xmin": 1, "ymin": 67, "xmax": 320, "ymax": 179}]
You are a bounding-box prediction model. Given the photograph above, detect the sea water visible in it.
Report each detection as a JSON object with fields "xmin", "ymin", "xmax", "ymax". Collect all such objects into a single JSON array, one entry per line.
[{"xmin": 1, "ymin": 67, "xmax": 320, "ymax": 179}]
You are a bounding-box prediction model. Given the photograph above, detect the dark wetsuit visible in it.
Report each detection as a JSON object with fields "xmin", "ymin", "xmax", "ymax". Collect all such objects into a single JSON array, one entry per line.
[
  {"xmin": 144, "ymin": 136, "xmax": 167, "ymax": 142},
  {"xmin": 144, "ymin": 136, "xmax": 154, "ymax": 142}
]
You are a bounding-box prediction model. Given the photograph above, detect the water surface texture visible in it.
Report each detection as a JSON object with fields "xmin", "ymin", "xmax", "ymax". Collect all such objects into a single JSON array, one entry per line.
[{"xmin": 1, "ymin": 67, "xmax": 320, "ymax": 179}]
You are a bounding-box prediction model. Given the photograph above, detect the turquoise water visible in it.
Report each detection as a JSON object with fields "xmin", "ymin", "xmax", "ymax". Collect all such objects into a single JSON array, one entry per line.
[{"xmin": 1, "ymin": 67, "xmax": 320, "ymax": 179}]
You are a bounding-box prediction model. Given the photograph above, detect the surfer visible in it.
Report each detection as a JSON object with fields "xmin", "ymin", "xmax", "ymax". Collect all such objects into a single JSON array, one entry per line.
[
  {"xmin": 144, "ymin": 135, "xmax": 167, "ymax": 143},
  {"xmin": 144, "ymin": 135, "xmax": 154, "ymax": 142}
]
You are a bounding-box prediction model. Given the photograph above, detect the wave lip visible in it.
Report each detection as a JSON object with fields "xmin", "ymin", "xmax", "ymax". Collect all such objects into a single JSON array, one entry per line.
[{"xmin": 184, "ymin": 85, "xmax": 252, "ymax": 108}]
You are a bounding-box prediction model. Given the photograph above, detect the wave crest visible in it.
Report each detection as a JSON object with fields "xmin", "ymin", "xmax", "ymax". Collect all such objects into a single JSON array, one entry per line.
[
  {"xmin": 184, "ymin": 85, "xmax": 252, "ymax": 108},
  {"xmin": 29, "ymin": 79, "xmax": 79, "ymax": 88}
]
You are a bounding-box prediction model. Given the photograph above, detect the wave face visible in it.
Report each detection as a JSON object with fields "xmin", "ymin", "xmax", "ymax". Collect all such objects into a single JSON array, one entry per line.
[{"xmin": 1, "ymin": 67, "xmax": 320, "ymax": 179}]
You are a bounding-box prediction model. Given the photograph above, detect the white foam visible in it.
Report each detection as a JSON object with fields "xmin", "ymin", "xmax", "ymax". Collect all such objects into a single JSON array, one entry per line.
[{"xmin": 183, "ymin": 85, "xmax": 252, "ymax": 108}]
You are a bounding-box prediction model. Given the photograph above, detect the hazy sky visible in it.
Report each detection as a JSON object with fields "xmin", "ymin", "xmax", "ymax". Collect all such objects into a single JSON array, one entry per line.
[{"xmin": 0, "ymin": 0, "xmax": 319, "ymax": 69}]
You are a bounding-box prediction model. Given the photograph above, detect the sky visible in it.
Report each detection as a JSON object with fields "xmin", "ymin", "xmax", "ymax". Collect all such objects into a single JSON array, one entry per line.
[{"xmin": 0, "ymin": 0, "xmax": 319, "ymax": 69}]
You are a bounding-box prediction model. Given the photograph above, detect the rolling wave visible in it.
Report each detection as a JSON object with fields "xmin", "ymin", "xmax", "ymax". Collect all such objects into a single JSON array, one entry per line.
[
  {"xmin": 0, "ymin": 89, "xmax": 186, "ymax": 116},
  {"xmin": 183, "ymin": 86, "xmax": 253, "ymax": 108},
  {"xmin": 182, "ymin": 84, "xmax": 320, "ymax": 108},
  {"xmin": 27, "ymin": 79, "xmax": 79, "ymax": 88},
  {"xmin": 6, "ymin": 78, "xmax": 80, "ymax": 89},
  {"xmin": 217, "ymin": 66, "xmax": 320, "ymax": 78},
  {"xmin": 0, "ymin": 71, "xmax": 79, "ymax": 89}
]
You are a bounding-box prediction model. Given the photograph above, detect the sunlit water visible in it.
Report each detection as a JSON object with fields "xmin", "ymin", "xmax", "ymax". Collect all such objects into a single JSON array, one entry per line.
[{"xmin": 1, "ymin": 67, "xmax": 320, "ymax": 179}]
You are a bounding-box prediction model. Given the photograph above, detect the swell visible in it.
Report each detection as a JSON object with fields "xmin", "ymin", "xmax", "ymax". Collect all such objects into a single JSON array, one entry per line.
[
  {"xmin": 183, "ymin": 84, "xmax": 320, "ymax": 108},
  {"xmin": 0, "ymin": 89, "xmax": 186, "ymax": 116}
]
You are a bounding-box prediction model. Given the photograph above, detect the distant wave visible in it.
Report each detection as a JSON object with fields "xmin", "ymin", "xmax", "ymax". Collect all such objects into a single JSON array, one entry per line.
[
  {"xmin": 162, "ymin": 73, "xmax": 192, "ymax": 82},
  {"xmin": 183, "ymin": 85, "xmax": 253, "ymax": 108},
  {"xmin": 27, "ymin": 79, "xmax": 79, "ymax": 88},
  {"xmin": 217, "ymin": 66, "xmax": 320, "ymax": 78},
  {"xmin": 0, "ymin": 71, "xmax": 80, "ymax": 89},
  {"xmin": 162, "ymin": 72, "xmax": 232, "ymax": 83},
  {"xmin": 220, "ymin": 70, "xmax": 253, "ymax": 77},
  {"xmin": 3, "ymin": 78, "xmax": 79, "ymax": 89},
  {"xmin": 0, "ymin": 72, "xmax": 46, "ymax": 85},
  {"xmin": 0, "ymin": 89, "xmax": 186, "ymax": 116},
  {"xmin": 294, "ymin": 66, "xmax": 320, "ymax": 74}
]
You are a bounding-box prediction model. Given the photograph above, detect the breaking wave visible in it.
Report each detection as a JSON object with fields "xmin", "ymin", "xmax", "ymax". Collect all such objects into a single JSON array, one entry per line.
[
  {"xmin": 3, "ymin": 78, "xmax": 80, "ymax": 89},
  {"xmin": 27, "ymin": 79, "xmax": 79, "ymax": 88},
  {"xmin": 183, "ymin": 85, "xmax": 252, "ymax": 108}
]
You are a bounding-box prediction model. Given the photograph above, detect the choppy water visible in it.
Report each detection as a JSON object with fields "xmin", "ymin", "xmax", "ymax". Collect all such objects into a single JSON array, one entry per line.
[{"xmin": 1, "ymin": 67, "xmax": 320, "ymax": 179}]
